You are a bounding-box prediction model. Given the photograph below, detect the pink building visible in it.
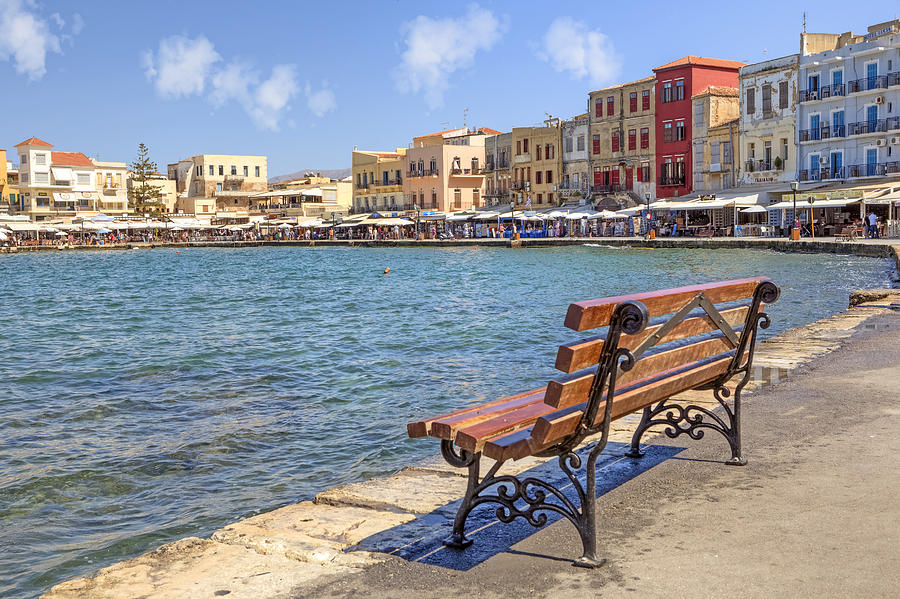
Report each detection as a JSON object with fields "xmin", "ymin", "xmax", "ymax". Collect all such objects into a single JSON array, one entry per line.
[{"xmin": 403, "ymin": 127, "xmax": 500, "ymax": 213}]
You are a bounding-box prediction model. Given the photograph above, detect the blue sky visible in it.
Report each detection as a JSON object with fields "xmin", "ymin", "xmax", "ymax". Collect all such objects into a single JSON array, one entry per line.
[{"xmin": 0, "ymin": 1, "xmax": 892, "ymax": 177}]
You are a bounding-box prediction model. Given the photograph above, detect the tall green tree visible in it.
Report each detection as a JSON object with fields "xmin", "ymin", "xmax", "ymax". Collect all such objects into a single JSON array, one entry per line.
[{"xmin": 128, "ymin": 143, "xmax": 163, "ymax": 216}]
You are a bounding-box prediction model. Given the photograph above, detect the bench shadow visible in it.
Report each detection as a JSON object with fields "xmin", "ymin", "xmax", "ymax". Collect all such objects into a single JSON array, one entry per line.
[{"xmin": 351, "ymin": 442, "xmax": 685, "ymax": 570}]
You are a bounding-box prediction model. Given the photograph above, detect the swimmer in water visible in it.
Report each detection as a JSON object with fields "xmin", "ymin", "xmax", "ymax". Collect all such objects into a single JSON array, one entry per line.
[{"xmin": 384, "ymin": 267, "xmax": 390, "ymax": 274}]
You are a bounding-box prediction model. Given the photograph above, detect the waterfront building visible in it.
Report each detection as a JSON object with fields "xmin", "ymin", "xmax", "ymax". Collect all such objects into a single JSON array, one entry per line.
[
  {"xmin": 560, "ymin": 114, "xmax": 591, "ymax": 203},
  {"xmin": 352, "ymin": 148, "xmax": 406, "ymax": 213},
  {"xmin": 691, "ymin": 87, "xmax": 740, "ymax": 193},
  {"xmin": 483, "ymin": 132, "xmax": 512, "ymax": 207},
  {"xmin": 90, "ymin": 159, "xmax": 129, "ymax": 215},
  {"xmin": 258, "ymin": 173, "xmax": 352, "ymax": 218},
  {"xmin": 127, "ymin": 172, "xmax": 178, "ymax": 214},
  {"xmin": 797, "ymin": 20, "xmax": 900, "ymax": 184},
  {"xmin": 0, "ymin": 149, "xmax": 8, "ymax": 210},
  {"xmin": 738, "ymin": 55, "xmax": 799, "ymax": 185},
  {"xmin": 653, "ymin": 57, "xmax": 744, "ymax": 199},
  {"xmin": 510, "ymin": 120, "xmax": 561, "ymax": 208},
  {"xmin": 404, "ymin": 127, "xmax": 496, "ymax": 213},
  {"xmin": 167, "ymin": 154, "xmax": 268, "ymax": 216},
  {"xmin": 588, "ymin": 76, "xmax": 657, "ymax": 207},
  {"xmin": 12, "ymin": 137, "xmax": 106, "ymax": 220}
]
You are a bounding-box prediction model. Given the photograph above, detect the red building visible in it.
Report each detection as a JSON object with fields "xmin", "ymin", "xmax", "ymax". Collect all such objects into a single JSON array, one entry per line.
[{"xmin": 653, "ymin": 56, "xmax": 743, "ymax": 198}]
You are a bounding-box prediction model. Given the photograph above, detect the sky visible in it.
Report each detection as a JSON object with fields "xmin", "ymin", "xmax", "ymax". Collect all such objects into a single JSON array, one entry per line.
[{"xmin": 0, "ymin": 0, "xmax": 894, "ymax": 177}]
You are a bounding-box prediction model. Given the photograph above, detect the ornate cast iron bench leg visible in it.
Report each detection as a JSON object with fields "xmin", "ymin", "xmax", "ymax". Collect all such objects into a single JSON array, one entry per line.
[{"xmin": 441, "ymin": 440, "xmax": 479, "ymax": 549}]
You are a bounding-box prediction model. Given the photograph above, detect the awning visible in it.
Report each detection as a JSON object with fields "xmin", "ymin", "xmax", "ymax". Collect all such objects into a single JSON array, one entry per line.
[
  {"xmin": 741, "ymin": 205, "xmax": 769, "ymax": 213},
  {"xmin": 52, "ymin": 192, "xmax": 77, "ymax": 202},
  {"xmin": 472, "ymin": 211, "xmax": 500, "ymax": 220},
  {"xmin": 51, "ymin": 166, "xmax": 73, "ymax": 182},
  {"xmin": 300, "ymin": 188, "xmax": 323, "ymax": 197},
  {"xmin": 767, "ymin": 198, "xmax": 863, "ymax": 209}
]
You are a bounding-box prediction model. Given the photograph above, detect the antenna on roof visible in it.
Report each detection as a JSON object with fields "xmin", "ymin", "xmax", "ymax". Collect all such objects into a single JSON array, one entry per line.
[
  {"xmin": 802, "ymin": 11, "xmax": 807, "ymax": 33},
  {"xmin": 463, "ymin": 107, "xmax": 468, "ymax": 129}
]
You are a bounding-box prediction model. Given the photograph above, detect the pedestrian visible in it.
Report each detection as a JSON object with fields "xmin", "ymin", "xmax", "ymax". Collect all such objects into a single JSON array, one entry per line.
[{"xmin": 867, "ymin": 210, "xmax": 879, "ymax": 239}]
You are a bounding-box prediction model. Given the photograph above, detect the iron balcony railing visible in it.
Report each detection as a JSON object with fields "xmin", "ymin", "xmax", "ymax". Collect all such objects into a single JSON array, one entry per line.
[
  {"xmin": 376, "ymin": 178, "xmax": 402, "ymax": 186},
  {"xmin": 406, "ymin": 169, "xmax": 439, "ymax": 178},
  {"xmin": 590, "ymin": 184, "xmax": 625, "ymax": 193},
  {"xmin": 745, "ymin": 159, "xmax": 784, "ymax": 172},
  {"xmin": 799, "ymin": 83, "xmax": 846, "ymax": 102},
  {"xmin": 847, "ymin": 119, "xmax": 888, "ymax": 136},
  {"xmin": 848, "ymin": 76, "xmax": 888, "ymax": 94},
  {"xmin": 510, "ymin": 181, "xmax": 529, "ymax": 190},
  {"xmin": 799, "ymin": 124, "xmax": 848, "ymax": 141},
  {"xmin": 450, "ymin": 167, "xmax": 483, "ymax": 175},
  {"xmin": 889, "ymin": 72, "xmax": 900, "ymax": 86},
  {"xmin": 800, "ymin": 162, "xmax": 900, "ymax": 181},
  {"xmin": 658, "ymin": 174, "xmax": 686, "ymax": 186}
]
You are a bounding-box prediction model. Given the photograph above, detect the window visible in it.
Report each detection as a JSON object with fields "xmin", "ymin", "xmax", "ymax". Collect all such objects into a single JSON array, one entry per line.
[
  {"xmin": 516, "ymin": 140, "xmax": 521, "ymax": 154},
  {"xmin": 523, "ymin": 139, "xmax": 529, "ymax": 153},
  {"xmin": 610, "ymin": 168, "xmax": 620, "ymax": 186},
  {"xmin": 35, "ymin": 153, "xmax": 46, "ymax": 165},
  {"xmin": 243, "ymin": 166, "xmax": 249, "ymax": 176},
  {"xmin": 209, "ymin": 165, "xmax": 214, "ymax": 175},
  {"xmin": 453, "ymin": 189, "xmax": 462, "ymax": 209},
  {"xmin": 607, "ymin": 96, "xmax": 614, "ymax": 116},
  {"xmin": 640, "ymin": 162, "xmax": 650, "ymax": 183},
  {"xmin": 675, "ymin": 120, "xmax": 685, "ymax": 141},
  {"xmin": 34, "ymin": 172, "xmax": 48, "ymax": 184},
  {"xmin": 694, "ymin": 142, "xmax": 704, "ymax": 164},
  {"xmin": 746, "ymin": 88, "xmax": 755, "ymax": 114},
  {"xmin": 781, "ymin": 138, "xmax": 788, "ymax": 162},
  {"xmin": 611, "ymin": 131, "xmax": 620, "ymax": 152},
  {"xmin": 592, "ymin": 135, "xmax": 601, "ymax": 154},
  {"xmin": 548, "ymin": 192, "xmax": 554, "ymax": 204},
  {"xmin": 630, "ymin": 92, "xmax": 638, "ymax": 112},
  {"xmin": 628, "ymin": 129, "xmax": 636, "ymax": 151},
  {"xmin": 20, "ymin": 154, "xmax": 27, "ymax": 165},
  {"xmin": 664, "ymin": 122, "xmax": 673, "ymax": 143},
  {"xmin": 722, "ymin": 142, "xmax": 732, "ymax": 165},
  {"xmin": 77, "ymin": 173, "xmax": 90, "ymax": 185},
  {"xmin": 547, "ymin": 144, "xmax": 553, "ymax": 160},
  {"xmin": 595, "ymin": 98, "xmax": 602, "ymax": 117},
  {"xmin": 762, "ymin": 84, "xmax": 772, "ymax": 116},
  {"xmin": 218, "ymin": 165, "xmax": 224, "ymax": 176},
  {"xmin": 663, "ymin": 82, "xmax": 672, "ymax": 102},
  {"xmin": 779, "ymin": 81, "xmax": 788, "ymax": 109},
  {"xmin": 473, "ymin": 189, "xmax": 480, "ymax": 205},
  {"xmin": 642, "ymin": 89, "xmax": 650, "ymax": 110},
  {"xmin": 577, "ymin": 135, "xmax": 585, "ymax": 151},
  {"xmin": 675, "ymin": 80, "xmax": 684, "ymax": 101},
  {"xmin": 255, "ymin": 166, "xmax": 260, "ymax": 177},
  {"xmin": 20, "ymin": 173, "xmax": 28, "ymax": 183},
  {"xmin": 537, "ymin": 193, "xmax": 543, "ymax": 204},
  {"xmin": 536, "ymin": 144, "xmax": 542, "ymax": 160},
  {"xmin": 640, "ymin": 127, "xmax": 649, "ymax": 149},
  {"xmin": 694, "ymin": 101, "xmax": 703, "ymax": 126},
  {"xmin": 748, "ymin": 142, "xmax": 755, "ymax": 159},
  {"xmin": 565, "ymin": 136, "xmax": 573, "ymax": 153},
  {"xmin": 710, "ymin": 141, "xmax": 720, "ymax": 164},
  {"xmin": 216, "ymin": 182, "xmax": 222, "ymax": 191},
  {"xmin": 546, "ymin": 170, "xmax": 553, "ymax": 184},
  {"xmin": 536, "ymin": 171, "xmax": 543, "ymax": 184},
  {"xmin": 230, "ymin": 165, "xmax": 237, "ymax": 176}
]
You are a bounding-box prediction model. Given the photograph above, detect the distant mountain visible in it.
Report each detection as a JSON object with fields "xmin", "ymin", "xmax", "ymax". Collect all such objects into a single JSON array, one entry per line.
[{"xmin": 269, "ymin": 167, "xmax": 351, "ymax": 184}]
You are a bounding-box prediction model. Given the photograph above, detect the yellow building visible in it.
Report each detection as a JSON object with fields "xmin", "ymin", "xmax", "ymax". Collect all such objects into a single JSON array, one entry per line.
[
  {"xmin": 127, "ymin": 172, "xmax": 178, "ymax": 214},
  {"xmin": 91, "ymin": 159, "xmax": 130, "ymax": 215},
  {"xmin": 351, "ymin": 148, "xmax": 406, "ymax": 213},
  {"xmin": 691, "ymin": 86, "xmax": 740, "ymax": 192},
  {"xmin": 167, "ymin": 154, "xmax": 268, "ymax": 214},
  {"xmin": 1, "ymin": 149, "xmax": 8, "ymax": 209},
  {"xmin": 588, "ymin": 76, "xmax": 656, "ymax": 206},
  {"xmin": 510, "ymin": 120, "xmax": 561, "ymax": 208}
]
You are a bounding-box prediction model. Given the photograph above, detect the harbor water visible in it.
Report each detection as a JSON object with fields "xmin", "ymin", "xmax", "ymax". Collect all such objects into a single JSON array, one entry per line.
[{"xmin": 0, "ymin": 245, "xmax": 893, "ymax": 597}]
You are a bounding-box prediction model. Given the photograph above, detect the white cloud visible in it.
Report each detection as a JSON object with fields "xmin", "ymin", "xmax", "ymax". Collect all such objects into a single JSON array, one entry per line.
[
  {"xmin": 143, "ymin": 35, "xmax": 303, "ymax": 131},
  {"xmin": 304, "ymin": 82, "xmax": 336, "ymax": 117},
  {"xmin": 538, "ymin": 17, "xmax": 621, "ymax": 85},
  {"xmin": 0, "ymin": 0, "xmax": 65, "ymax": 81},
  {"xmin": 394, "ymin": 4, "xmax": 506, "ymax": 109},
  {"xmin": 71, "ymin": 13, "xmax": 84, "ymax": 36},
  {"xmin": 143, "ymin": 35, "xmax": 220, "ymax": 98}
]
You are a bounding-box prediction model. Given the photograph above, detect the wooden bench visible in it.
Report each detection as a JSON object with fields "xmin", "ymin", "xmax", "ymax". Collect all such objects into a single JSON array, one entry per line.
[
  {"xmin": 694, "ymin": 228, "xmax": 716, "ymax": 238},
  {"xmin": 835, "ymin": 227, "xmax": 857, "ymax": 242},
  {"xmin": 408, "ymin": 278, "xmax": 780, "ymax": 567}
]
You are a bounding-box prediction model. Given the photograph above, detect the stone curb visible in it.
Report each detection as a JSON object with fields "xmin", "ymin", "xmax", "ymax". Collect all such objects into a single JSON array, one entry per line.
[{"xmin": 41, "ymin": 292, "xmax": 900, "ymax": 599}]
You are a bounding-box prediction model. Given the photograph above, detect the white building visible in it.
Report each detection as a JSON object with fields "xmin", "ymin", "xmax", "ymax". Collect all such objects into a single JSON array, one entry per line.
[
  {"xmin": 738, "ymin": 54, "xmax": 799, "ymax": 185},
  {"xmin": 560, "ymin": 114, "xmax": 590, "ymax": 201},
  {"xmin": 797, "ymin": 20, "xmax": 900, "ymax": 183}
]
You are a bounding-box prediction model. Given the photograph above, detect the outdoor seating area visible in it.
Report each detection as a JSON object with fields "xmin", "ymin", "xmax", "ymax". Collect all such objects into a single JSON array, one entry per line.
[{"xmin": 408, "ymin": 277, "xmax": 780, "ymax": 567}]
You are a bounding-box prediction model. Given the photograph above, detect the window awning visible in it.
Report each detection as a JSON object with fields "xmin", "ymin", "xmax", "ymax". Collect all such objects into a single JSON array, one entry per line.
[
  {"xmin": 51, "ymin": 166, "xmax": 73, "ymax": 181},
  {"xmin": 766, "ymin": 198, "xmax": 862, "ymax": 209},
  {"xmin": 52, "ymin": 192, "xmax": 77, "ymax": 202}
]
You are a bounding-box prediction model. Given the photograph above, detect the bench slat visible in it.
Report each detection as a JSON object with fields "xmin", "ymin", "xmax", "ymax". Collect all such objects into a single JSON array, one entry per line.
[
  {"xmin": 555, "ymin": 305, "xmax": 750, "ymax": 374},
  {"xmin": 429, "ymin": 389, "xmax": 545, "ymax": 439},
  {"xmin": 563, "ymin": 277, "xmax": 767, "ymax": 332},
  {"xmin": 406, "ymin": 387, "xmax": 543, "ymax": 438},
  {"xmin": 454, "ymin": 400, "xmax": 558, "ymax": 453},
  {"xmin": 545, "ymin": 335, "xmax": 736, "ymax": 409}
]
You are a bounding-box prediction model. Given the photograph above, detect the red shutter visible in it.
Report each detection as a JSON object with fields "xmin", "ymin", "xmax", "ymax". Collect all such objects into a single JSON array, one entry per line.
[
  {"xmin": 593, "ymin": 168, "xmax": 601, "ymax": 185},
  {"xmin": 595, "ymin": 99, "xmax": 602, "ymax": 117},
  {"xmin": 607, "ymin": 96, "xmax": 614, "ymax": 116},
  {"xmin": 625, "ymin": 167, "xmax": 633, "ymax": 190},
  {"xmin": 630, "ymin": 93, "xmax": 637, "ymax": 112},
  {"xmin": 628, "ymin": 130, "xmax": 636, "ymax": 151},
  {"xmin": 592, "ymin": 135, "xmax": 601, "ymax": 154},
  {"xmin": 640, "ymin": 128, "xmax": 649, "ymax": 149},
  {"xmin": 611, "ymin": 132, "xmax": 619, "ymax": 152},
  {"xmin": 611, "ymin": 168, "xmax": 620, "ymax": 186},
  {"xmin": 642, "ymin": 90, "xmax": 650, "ymax": 110}
]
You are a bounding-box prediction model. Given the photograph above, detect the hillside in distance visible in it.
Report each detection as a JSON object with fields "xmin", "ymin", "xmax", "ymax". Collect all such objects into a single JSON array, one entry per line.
[{"xmin": 269, "ymin": 167, "xmax": 351, "ymax": 184}]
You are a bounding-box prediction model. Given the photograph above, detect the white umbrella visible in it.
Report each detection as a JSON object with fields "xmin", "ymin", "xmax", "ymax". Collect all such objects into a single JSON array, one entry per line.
[
  {"xmin": 741, "ymin": 205, "xmax": 768, "ymax": 213},
  {"xmin": 55, "ymin": 231, "xmax": 68, "ymax": 236},
  {"xmin": 0, "ymin": 231, "xmax": 8, "ymax": 241},
  {"xmin": 171, "ymin": 227, "xmax": 185, "ymax": 232},
  {"xmin": 277, "ymin": 222, "xmax": 293, "ymax": 228},
  {"xmin": 97, "ymin": 228, "xmax": 112, "ymax": 234}
]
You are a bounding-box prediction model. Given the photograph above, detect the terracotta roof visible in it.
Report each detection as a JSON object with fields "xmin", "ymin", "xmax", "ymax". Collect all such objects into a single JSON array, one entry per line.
[
  {"xmin": 51, "ymin": 151, "xmax": 94, "ymax": 167},
  {"xmin": 654, "ymin": 56, "xmax": 744, "ymax": 72},
  {"xmin": 418, "ymin": 127, "xmax": 468, "ymax": 138},
  {"xmin": 15, "ymin": 136, "xmax": 53, "ymax": 147},
  {"xmin": 693, "ymin": 85, "xmax": 740, "ymax": 98},
  {"xmin": 479, "ymin": 127, "xmax": 502, "ymax": 135}
]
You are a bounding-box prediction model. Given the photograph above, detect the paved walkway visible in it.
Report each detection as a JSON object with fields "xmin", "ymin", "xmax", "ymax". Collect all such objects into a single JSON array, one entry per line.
[{"xmin": 298, "ymin": 309, "xmax": 900, "ymax": 599}]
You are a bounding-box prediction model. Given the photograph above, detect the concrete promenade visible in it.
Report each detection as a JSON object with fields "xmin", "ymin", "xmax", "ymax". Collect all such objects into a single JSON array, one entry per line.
[{"xmin": 43, "ymin": 291, "xmax": 900, "ymax": 599}]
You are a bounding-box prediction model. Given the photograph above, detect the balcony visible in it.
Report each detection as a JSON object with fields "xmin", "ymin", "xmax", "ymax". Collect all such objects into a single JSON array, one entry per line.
[
  {"xmin": 745, "ymin": 159, "xmax": 784, "ymax": 172},
  {"xmin": 890, "ymin": 72, "xmax": 900, "ymax": 87},
  {"xmin": 762, "ymin": 108, "xmax": 776, "ymax": 120},
  {"xmin": 375, "ymin": 178, "xmax": 402, "ymax": 187},
  {"xmin": 658, "ymin": 174, "xmax": 686, "ymax": 187},
  {"xmin": 513, "ymin": 153, "xmax": 531, "ymax": 164},
  {"xmin": 510, "ymin": 181, "xmax": 529, "ymax": 190},
  {"xmin": 799, "ymin": 83, "xmax": 846, "ymax": 102},
  {"xmin": 224, "ymin": 174, "xmax": 245, "ymax": 182},
  {"xmin": 591, "ymin": 184, "xmax": 625, "ymax": 193},
  {"xmin": 407, "ymin": 169, "xmax": 438, "ymax": 178},
  {"xmin": 800, "ymin": 162, "xmax": 900, "ymax": 181},
  {"xmin": 450, "ymin": 167, "xmax": 483, "ymax": 176},
  {"xmin": 848, "ymin": 76, "xmax": 888, "ymax": 94},
  {"xmin": 846, "ymin": 119, "xmax": 889, "ymax": 136},
  {"xmin": 799, "ymin": 124, "xmax": 847, "ymax": 142}
]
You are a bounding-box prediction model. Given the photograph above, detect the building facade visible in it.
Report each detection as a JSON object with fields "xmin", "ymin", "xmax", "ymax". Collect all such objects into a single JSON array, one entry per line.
[
  {"xmin": 127, "ymin": 173, "xmax": 178, "ymax": 214},
  {"xmin": 167, "ymin": 154, "xmax": 268, "ymax": 214},
  {"xmin": 0, "ymin": 149, "xmax": 7, "ymax": 209},
  {"xmin": 691, "ymin": 87, "xmax": 740, "ymax": 192},
  {"xmin": 510, "ymin": 120, "xmax": 561, "ymax": 208},
  {"xmin": 560, "ymin": 114, "xmax": 590, "ymax": 202},
  {"xmin": 738, "ymin": 55, "xmax": 799, "ymax": 185},
  {"xmin": 12, "ymin": 137, "xmax": 110, "ymax": 220},
  {"xmin": 352, "ymin": 149, "xmax": 406, "ymax": 213},
  {"xmin": 797, "ymin": 20, "xmax": 900, "ymax": 183},
  {"xmin": 653, "ymin": 57, "xmax": 743, "ymax": 199},
  {"xmin": 589, "ymin": 76, "xmax": 656, "ymax": 206},
  {"xmin": 403, "ymin": 127, "xmax": 493, "ymax": 213},
  {"xmin": 483, "ymin": 132, "xmax": 511, "ymax": 207},
  {"xmin": 91, "ymin": 160, "xmax": 129, "ymax": 214}
]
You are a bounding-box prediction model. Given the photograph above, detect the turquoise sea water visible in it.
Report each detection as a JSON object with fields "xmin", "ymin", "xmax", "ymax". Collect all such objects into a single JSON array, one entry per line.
[{"xmin": 0, "ymin": 245, "xmax": 893, "ymax": 597}]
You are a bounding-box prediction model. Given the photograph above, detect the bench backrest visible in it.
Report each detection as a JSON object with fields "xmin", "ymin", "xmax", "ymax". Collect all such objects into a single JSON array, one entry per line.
[{"xmin": 546, "ymin": 278, "xmax": 776, "ymax": 413}]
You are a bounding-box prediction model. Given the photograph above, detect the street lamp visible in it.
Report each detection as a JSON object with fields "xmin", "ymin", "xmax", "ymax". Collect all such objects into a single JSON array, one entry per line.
[
  {"xmin": 790, "ymin": 180, "xmax": 799, "ymax": 239},
  {"xmin": 414, "ymin": 203, "xmax": 420, "ymax": 239},
  {"xmin": 809, "ymin": 196, "xmax": 815, "ymax": 240},
  {"xmin": 509, "ymin": 201, "xmax": 515, "ymax": 237}
]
